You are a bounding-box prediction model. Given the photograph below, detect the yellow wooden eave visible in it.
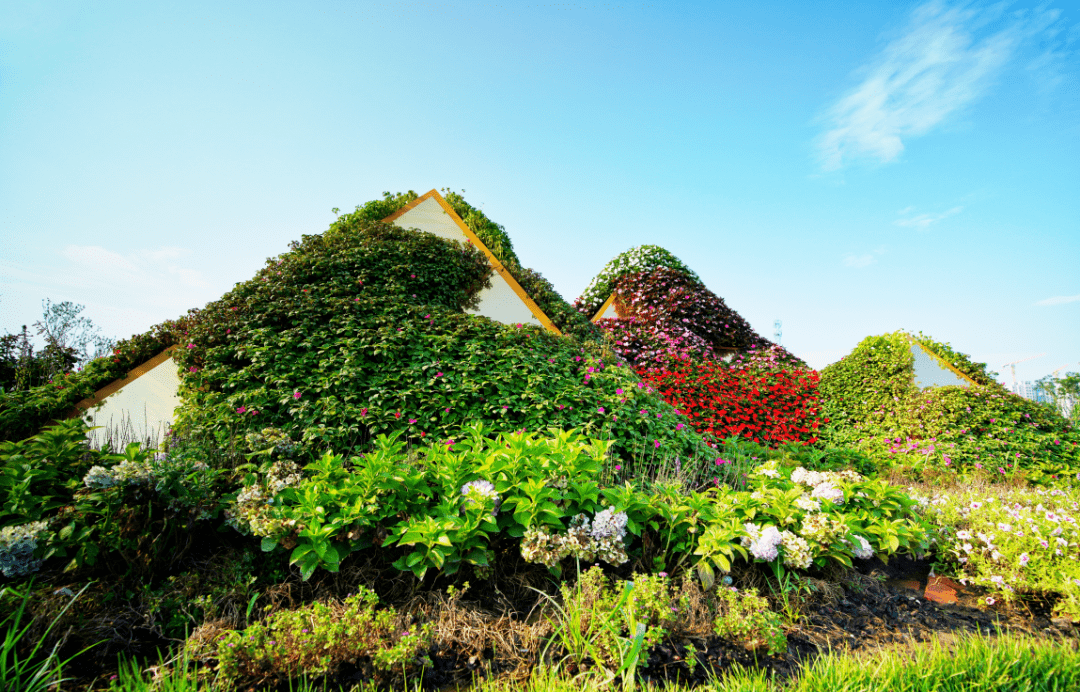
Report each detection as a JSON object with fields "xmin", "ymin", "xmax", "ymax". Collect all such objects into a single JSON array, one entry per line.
[
  {"xmin": 66, "ymin": 345, "xmax": 180, "ymax": 419},
  {"xmin": 590, "ymin": 293, "xmax": 619, "ymax": 323},
  {"xmin": 383, "ymin": 190, "xmax": 562, "ymax": 336},
  {"xmin": 905, "ymin": 335, "xmax": 979, "ymax": 388}
]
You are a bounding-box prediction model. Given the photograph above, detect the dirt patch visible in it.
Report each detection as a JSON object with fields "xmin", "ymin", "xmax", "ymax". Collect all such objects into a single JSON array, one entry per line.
[{"xmin": 637, "ymin": 555, "xmax": 1079, "ymax": 688}]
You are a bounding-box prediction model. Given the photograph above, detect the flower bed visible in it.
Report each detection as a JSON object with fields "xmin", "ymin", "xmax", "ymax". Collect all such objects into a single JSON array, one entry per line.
[{"xmin": 636, "ymin": 356, "xmax": 827, "ymax": 448}]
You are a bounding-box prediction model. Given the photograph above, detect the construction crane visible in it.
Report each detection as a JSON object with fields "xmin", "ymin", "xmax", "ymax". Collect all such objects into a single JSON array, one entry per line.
[
  {"xmin": 1050, "ymin": 363, "xmax": 1080, "ymax": 377},
  {"xmin": 1002, "ymin": 353, "xmax": 1046, "ymax": 388}
]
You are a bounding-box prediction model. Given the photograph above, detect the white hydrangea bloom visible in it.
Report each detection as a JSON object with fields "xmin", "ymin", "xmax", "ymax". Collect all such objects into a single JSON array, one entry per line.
[
  {"xmin": 590, "ymin": 508, "xmax": 629, "ymax": 540},
  {"xmin": 83, "ymin": 465, "xmax": 119, "ymax": 489},
  {"xmin": 849, "ymin": 534, "xmax": 874, "ymax": 560},
  {"xmin": 750, "ymin": 525, "xmax": 783, "ymax": 562},
  {"xmin": 794, "ymin": 496, "xmax": 821, "ymax": 512},
  {"xmin": 781, "ymin": 531, "xmax": 813, "ymax": 570},
  {"xmin": 811, "ymin": 483, "xmax": 844, "ymax": 504}
]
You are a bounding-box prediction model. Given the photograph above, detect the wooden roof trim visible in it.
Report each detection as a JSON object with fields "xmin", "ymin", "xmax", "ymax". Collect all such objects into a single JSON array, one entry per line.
[
  {"xmin": 906, "ymin": 335, "xmax": 978, "ymax": 387},
  {"xmin": 384, "ymin": 189, "xmax": 562, "ymax": 336},
  {"xmin": 380, "ymin": 191, "xmax": 432, "ymax": 225},
  {"xmin": 591, "ymin": 293, "xmax": 619, "ymax": 323},
  {"xmin": 66, "ymin": 345, "xmax": 180, "ymax": 419}
]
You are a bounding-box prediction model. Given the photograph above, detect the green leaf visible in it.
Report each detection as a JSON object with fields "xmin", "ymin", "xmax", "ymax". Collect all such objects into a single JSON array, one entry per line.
[{"xmin": 261, "ymin": 537, "xmax": 279, "ymax": 552}]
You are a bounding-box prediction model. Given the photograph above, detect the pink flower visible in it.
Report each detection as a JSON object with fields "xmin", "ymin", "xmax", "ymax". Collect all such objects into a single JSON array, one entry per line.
[
  {"xmin": 187, "ymin": 343, "xmax": 196, "ymax": 349},
  {"xmin": 236, "ymin": 407, "xmax": 247, "ymax": 414},
  {"xmin": 436, "ymin": 372, "xmax": 443, "ymax": 377},
  {"xmin": 598, "ymin": 407, "xmax": 605, "ymax": 414},
  {"xmin": 409, "ymin": 419, "xmax": 417, "ymax": 424},
  {"xmin": 394, "ymin": 411, "xmax": 401, "ymax": 419},
  {"xmin": 189, "ymin": 366, "xmax": 198, "ymax": 373},
  {"xmin": 294, "ymin": 391, "xmax": 302, "ymax": 399},
  {"xmin": 654, "ymin": 440, "xmax": 661, "ymax": 449},
  {"xmin": 616, "ymin": 388, "xmax": 624, "ymax": 395}
]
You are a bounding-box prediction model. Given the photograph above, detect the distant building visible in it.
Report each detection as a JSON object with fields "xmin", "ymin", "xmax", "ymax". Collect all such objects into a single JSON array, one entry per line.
[{"xmin": 1011, "ymin": 381, "xmax": 1050, "ymax": 403}]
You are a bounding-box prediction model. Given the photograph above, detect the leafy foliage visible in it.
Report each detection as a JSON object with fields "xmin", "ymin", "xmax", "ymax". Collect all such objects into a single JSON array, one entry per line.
[
  {"xmin": 206, "ymin": 584, "xmax": 432, "ymax": 689},
  {"xmin": 165, "ymin": 218, "xmax": 710, "ymax": 466}
]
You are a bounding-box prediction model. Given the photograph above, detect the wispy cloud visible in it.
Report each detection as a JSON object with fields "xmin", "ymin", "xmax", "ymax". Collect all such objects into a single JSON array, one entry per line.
[
  {"xmin": 843, "ymin": 246, "xmax": 887, "ymax": 268},
  {"xmin": 1036, "ymin": 294, "xmax": 1080, "ymax": 306},
  {"xmin": 817, "ymin": 1, "xmax": 1062, "ymax": 170},
  {"xmin": 0, "ymin": 244, "xmax": 213, "ymax": 345},
  {"xmin": 895, "ymin": 205, "xmax": 964, "ymax": 229}
]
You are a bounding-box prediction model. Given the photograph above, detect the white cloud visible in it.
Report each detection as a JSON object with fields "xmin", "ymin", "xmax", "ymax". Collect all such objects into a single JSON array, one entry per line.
[
  {"xmin": 895, "ymin": 205, "xmax": 964, "ymax": 229},
  {"xmin": 1036, "ymin": 294, "xmax": 1080, "ymax": 306},
  {"xmin": 0, "ymin": 243, "xmax": 214, "ymax": 346},
  {"xmin": 817, "ymin": 1, "xmax": 1061, "ymax": 170},
  {"xmin": 843, "ymin": 245, "xmax": 887, "ymax": 267}
]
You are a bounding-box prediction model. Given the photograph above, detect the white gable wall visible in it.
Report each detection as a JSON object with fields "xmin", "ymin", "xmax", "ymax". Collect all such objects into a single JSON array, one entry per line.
[
  {"xmin": 595, "ymin": 300, "xmax": 620, "ymax": 321},
  {"xmin": 911, "ymin": 343, "xmax": 970, "ymax": 389},
  {"xmin": 82, "ymin": 356, "xmax": 183, "ymax": 449},
  {"xmin": 391, "ymin": 197, "xmax": 544, "ymax": 328}
]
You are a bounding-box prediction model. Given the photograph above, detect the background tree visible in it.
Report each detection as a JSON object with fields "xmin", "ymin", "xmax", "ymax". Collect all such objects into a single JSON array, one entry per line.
[
  {"xmin": 1036, "ymin": 371, "xmax": 1080, "ymax": 426},
  {"xmin": 0, "ymin": 296, "xmax": 116, "ymax": 392}
]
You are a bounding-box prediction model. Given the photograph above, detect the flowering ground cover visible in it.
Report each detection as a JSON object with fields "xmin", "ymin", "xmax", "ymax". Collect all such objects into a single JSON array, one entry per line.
[{"xmin": 636, "ymin": 356, "xmax": 827, "ymax": 448}]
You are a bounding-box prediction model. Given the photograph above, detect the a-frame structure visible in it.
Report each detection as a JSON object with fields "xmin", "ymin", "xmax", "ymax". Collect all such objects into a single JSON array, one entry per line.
[
  {"xmin": 66, "ymin": 345, "xmax": 183, "ymax": 448},
  {"xmin": 590, "ymin": 293, "xmax": 623, "ymax": 322},
  {"xmin": 906, "ymin": 336, "xmax": 976, "ymax": 390},
  {"xmin": 382, "ymin": 190, "xmax": 560, "ymax": 335}
]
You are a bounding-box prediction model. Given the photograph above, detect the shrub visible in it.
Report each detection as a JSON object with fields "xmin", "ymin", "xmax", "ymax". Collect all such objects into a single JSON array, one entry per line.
[
  {"xmin": 711, "ymin": 586, "xmax": 787, "ymax": 655},
  {"xmin": 206, "ymin": 585, "xmax": 432, "ymax": 690}
]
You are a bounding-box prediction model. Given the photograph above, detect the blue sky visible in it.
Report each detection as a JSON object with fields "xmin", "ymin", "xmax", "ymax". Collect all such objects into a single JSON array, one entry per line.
[{"xmin": 2, "ymin": 0, "xmax": 1077, "ymax": 386}]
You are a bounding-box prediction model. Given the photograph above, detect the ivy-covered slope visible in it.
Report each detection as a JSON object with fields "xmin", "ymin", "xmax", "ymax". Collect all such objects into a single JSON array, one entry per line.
[
  {"xmin": 575, "ymin": 247, "xmax": 805, "ymax": 371},
  {"xmin": 819, "ymin": 331, "xmax": 1080, "ymax": 480},
  {"xmin": 161, "ymin": 217, "xmax": 714, "ymax": 466}
]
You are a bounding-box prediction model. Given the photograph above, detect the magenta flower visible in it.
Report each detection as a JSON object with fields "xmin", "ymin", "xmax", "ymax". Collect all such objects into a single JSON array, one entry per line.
[
  {"xmin": 237, "ymin": 407, "xmax": 247, "ymax": 414},
  {"xmin": 654, "ymin": 440, "xmax": 661, "ymax": 449},
  {"xmin": 187, "ymin": 343, "xmax": 196, "ymax": 349},
  {"xmin": 294, "ymin": 391, "xmax": 302, "ymax": 399},
  {"xmin": 616, "ymin": 388, "xmax": 624, "ymax": 395},
  {"xmin": 409, "ymin": 419, "xmax": 417, "ymax": 424},
  {"xmin": 598, "ymin": 407, "xmax": 605, "ymax": 413}
]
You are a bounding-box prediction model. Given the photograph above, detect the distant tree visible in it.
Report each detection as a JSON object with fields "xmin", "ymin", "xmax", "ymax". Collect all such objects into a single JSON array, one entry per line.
[
  {"xmin": 1036, "ymin": 372, "xmax": 1080, "ymax": 426},
  {"xmin": 32, "ymin": 298, "xmax": 116, "ymax": 374},
  {"xmin": 0, "ymin": 297, "xmax": 116, "ymax": 392}
]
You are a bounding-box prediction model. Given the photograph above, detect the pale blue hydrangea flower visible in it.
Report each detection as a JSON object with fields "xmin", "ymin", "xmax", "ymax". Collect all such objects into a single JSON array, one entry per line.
[
  {"xmin": 0, "ymin": 521, "xmax": 49, "ymax": 578},
  {"xmin": 461, "ymin": 480, "xmax": 500, "ymax": 514}
]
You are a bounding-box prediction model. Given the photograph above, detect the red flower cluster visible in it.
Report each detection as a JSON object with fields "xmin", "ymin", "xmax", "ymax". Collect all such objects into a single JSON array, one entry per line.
[{"xmin": 637, "ymin": 358, "xmax": 827, "ymax": 448}]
